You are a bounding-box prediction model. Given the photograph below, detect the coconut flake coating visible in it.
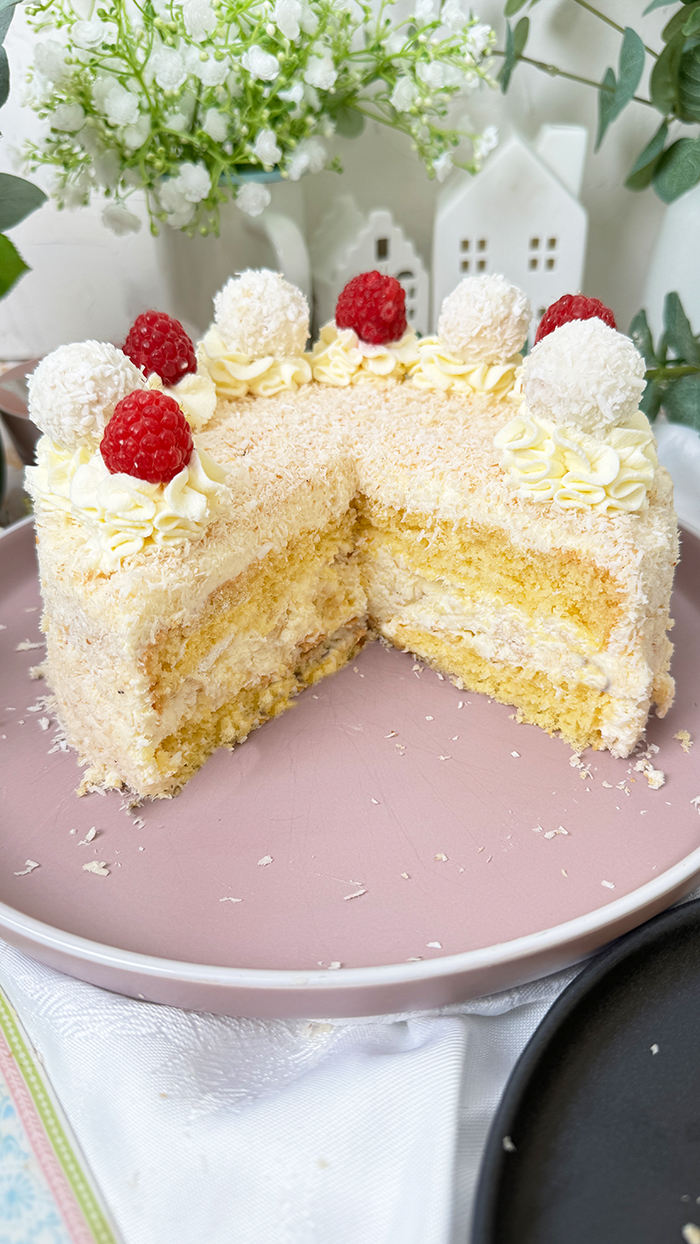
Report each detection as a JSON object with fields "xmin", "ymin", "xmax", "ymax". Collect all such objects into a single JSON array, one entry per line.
[
  {"xmin": 28, "ymin": 341, "xmax": 145, "ymax": 448},
  {"xmin": 521, "ymin": 318, "xmax": 647, "ymax": 435},
  {"xmin": 438, "ymin": 274, "xmax": 531, "ymax": 364},
  {"xmin": 213, "ymin": 269, "xmax": 310, "ymax": 358}
]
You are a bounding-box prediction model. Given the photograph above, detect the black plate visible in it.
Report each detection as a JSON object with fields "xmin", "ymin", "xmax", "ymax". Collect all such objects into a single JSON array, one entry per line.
[{"xmin": 472, "ymin": 897, "xmax": 700, "ymax": 1243}]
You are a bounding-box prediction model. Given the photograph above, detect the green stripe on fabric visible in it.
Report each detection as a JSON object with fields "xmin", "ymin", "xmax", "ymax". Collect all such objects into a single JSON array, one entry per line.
[{"xmin": 0, "ymin": 988, "xmax": 119, "ymax": 1244}]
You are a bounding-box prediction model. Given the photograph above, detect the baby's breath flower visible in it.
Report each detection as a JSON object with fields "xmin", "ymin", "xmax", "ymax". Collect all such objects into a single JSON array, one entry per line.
[
  {"xmin": 274, "ymin": 0, "xmax": 301, "ymax": 40},
  {"xmin": 34, "ymin": 40, "xmax": 68, "ymax": 84},
  {"xmin": 183, "ymin": 0, "xmax": 217, "ymax": 42},
  {"xmin": 50, "ymin": 103, "xmax": 85, "ymax": 131},
  {"xmin": 241, "ymin": 45, "xmax": 280, "ymax": 81},
  {"xmin": 149, "ymin": 46, "xmax": 188, "ymax": 91},
  {"xmin": 235, "ymin": 182, "xmax": 271, "ymax": 215},
  {"xmin": 102, "ymin": 202, "xmax": 141, "ymax": 234},
  {"xmin": 390, "ymin": 76, "xmax": 417, "ymax": 112},
  {"xmin": 253, "ymin": 128, "xmax": 282, "ymax": 165},
  {"xmin": 202, "ymin": 107, "xmax": 228, "ymax": 141}
]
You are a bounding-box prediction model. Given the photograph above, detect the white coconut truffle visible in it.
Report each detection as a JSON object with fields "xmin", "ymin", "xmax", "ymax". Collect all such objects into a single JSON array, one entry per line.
[
  {"xmin": 521, "ymin": 318, "xmax": 646, "ymax": 436},
  {"xmin": 28, "ymin": 341, "xmax": 144, "ymax": 448},
  {"xmin": 438, "ymin": 274, "xmax": 531, "ymax": 364},
  {"xmin": 213, "ymin": 269, "xmax": 310, "ymax": 358}
]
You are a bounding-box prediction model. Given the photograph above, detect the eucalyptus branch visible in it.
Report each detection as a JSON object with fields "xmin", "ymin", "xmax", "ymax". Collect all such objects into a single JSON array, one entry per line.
[{"xmin": 492, "ymin": 49, "xmax": 653, "ymax": 105}]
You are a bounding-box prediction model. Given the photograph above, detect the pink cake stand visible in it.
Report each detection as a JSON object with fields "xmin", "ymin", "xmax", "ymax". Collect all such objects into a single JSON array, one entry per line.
[{"xmin": 1, "ymin": 517, "xmax": 699, "ymax": 1018}]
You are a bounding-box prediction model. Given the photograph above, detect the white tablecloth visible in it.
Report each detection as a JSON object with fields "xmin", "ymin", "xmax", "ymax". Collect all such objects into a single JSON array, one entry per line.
[{"xmin": 0, "ymin": 937, "xmax": 583, "ymax": 1244}]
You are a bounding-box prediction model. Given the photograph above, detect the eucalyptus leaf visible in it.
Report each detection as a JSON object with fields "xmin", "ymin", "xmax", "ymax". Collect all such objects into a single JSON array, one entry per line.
[
  {"xmin": 513, "ymin": 15, "xmax": 529, "ymax": 57},
  {"xmin": 0, "ymin": 174, "xmax": 46, "ymax": 231},
  {"xmin": 629, "ymin": 309, "xmax": 658, "ymax": 367},
  {"xmin": 684, "ymin": 9, "xmax": 700, "ymax": 34},
  {"xmin": 663, "ymin": 291, "xmax": 700, "ymax": 364},
  {"xmin": 504, "ymin": 0, "xmax": 528, "ymax": 14},
  {"xmin": 643, "ymin": 0, "xmax": 675, "ymax": 10},
  {"xmin": 0, "ymin": 232, "xmax": 28, "ymax": 298},
  {"xmin": 663, "ymin": 1, "xmax": 700, "ymax": 43},
  {"xmin": 650, "ymin": 31, "xmax": 684, "ymax": 113},
  {"xmin": 0, "ymin": 3, "xmax": 16, "ymax": 45},
  {"xmin": 639, "ymin": 380, "xmax": 665, "ymax": 421},
  {"xmin": 616, "ymin": 27, "xmax": 645, "ymax": 105},
  {"xmin": 596, "ymin": 67, "xmax": 617, "ymax": 150},
  {"xmin": 331, "ymin": 105, "xmax": 364, "ymax": 138},
  {"xmin": 663, "ymin": 373, "xmax": 700, "ymax": 430},
  {"xmin": 653, "ymin": 135, "xmax": 700, "ymax": 201},
  {"xmin": 625, "ymin": 121, "xmax": 668, "ymax": 189},
  {"xmin": 678, "ymin": 41, "xmax": 700, "ymax": 121},
  {"xmin": 499, "ymin": 20, "xmax": 517, "ymax": 93},
  {"xmin": 0, "ymin": 46, "xmax": 8, "ymax": 111}
]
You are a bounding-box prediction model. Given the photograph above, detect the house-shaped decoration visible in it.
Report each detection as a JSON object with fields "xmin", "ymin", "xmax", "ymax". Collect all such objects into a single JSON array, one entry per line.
[
  {"xmin": 310, "ymin": 196, "xmax": 430, "ymax": 335},
  {"xmin": 432, "ymin": 126, "xmax": 588, "ymax": 334}
]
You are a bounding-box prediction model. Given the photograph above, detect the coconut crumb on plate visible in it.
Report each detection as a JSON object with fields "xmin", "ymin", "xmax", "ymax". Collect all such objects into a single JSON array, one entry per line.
[
  {"xmin": 675, "ymin": 730, "xmax": 693, "ymax": 753},
  {"xmin": 82, "ymin": 861, "xmax": 109, "ymax": 876},
  {"xmin": 14, "ymin": 860, "xmax": 39, "ymax": 876}
]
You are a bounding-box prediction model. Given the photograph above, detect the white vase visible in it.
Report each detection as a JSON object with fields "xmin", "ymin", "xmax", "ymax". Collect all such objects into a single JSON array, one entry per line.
[
  {"xmin": 155, "ymin": 176, "xmax": 311, "ymax": 339},
  {"xmin": 642, "ymin": 182, "xmax": 700, "ymax": 339}
]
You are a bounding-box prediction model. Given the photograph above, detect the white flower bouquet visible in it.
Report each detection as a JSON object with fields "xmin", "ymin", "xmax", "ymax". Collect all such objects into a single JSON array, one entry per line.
[{"xmin": 22, "ymin": 0, "xmax": 496, "ymax": 235}]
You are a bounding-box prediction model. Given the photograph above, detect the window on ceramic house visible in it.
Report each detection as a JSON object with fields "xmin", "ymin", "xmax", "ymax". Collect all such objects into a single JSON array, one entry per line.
[
  {"xmin": 396, "ymin": 270, "xmax": 416, "ymax": 322},
  {"xmin": 529, "ymin": 236, "xmax": 558, "ymax": 272},
  {"xmin": 459, "ymin": 237, "xmax": 488, "ymax": 274},
  {"xmin": 376, "ymin": 237, "xmax": 389, "ymax": 261}
]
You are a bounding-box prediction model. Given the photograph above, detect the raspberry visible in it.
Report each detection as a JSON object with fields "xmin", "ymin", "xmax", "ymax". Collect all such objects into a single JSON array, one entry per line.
[
  {"xmin": 335, "ymin": 271, "xmax": 407, "ymax": 346},
  {"xmin": 535, "ymin": 294, "xmax": 616, "ymax": 344},
  {"xmin": 101, "ymin": 390, "xmax": 193, "ymax": 485},
  {"xmin": 122, "ymin": 310, "xmax": 197, "ymax": 386}
]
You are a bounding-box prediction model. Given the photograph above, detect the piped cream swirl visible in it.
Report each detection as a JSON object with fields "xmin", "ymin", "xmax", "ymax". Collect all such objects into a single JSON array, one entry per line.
[
  {"xmin": 198, "ymin": 325, "xmax": 311, "ymax": 400},
  {"xmin": 307, "ymin": 323, "xmax": 420, "ymax": 387},
  {"xmin": 27, "ymin": 436, "xmax": 227, "ymax": 571},
  {"xmin": 493, "ymin": 409, "xmax": 658, "ymax": 515},
  {"xmin": 407, "ymin": 337, "xmax": 522, "ymax": 398}
]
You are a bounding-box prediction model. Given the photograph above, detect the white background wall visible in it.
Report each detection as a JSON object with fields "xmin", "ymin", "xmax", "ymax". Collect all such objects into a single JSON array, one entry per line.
[{"xmin": 0, "ymin": 0, "xmax": 675, "ymax": 354}]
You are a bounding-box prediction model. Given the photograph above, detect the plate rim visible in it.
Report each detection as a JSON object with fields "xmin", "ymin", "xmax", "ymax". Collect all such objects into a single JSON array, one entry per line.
[
  {"xmin": 4, "ymin": 514, "xmax": 700, "ymax": 998},
  {"xmin": 469, "ymin": 893, "xmax": 700, "ymax": 1243}
]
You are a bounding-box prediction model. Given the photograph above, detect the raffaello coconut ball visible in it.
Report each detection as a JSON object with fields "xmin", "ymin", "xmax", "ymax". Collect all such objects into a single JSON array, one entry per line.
[
  {"xmin": 28, "ymin": 341, "xmax": 145, "ymax": 449},
  {"xmin": 438, "ymin": 274, "xmax": 531, "ymax": 364},
  {"xmin": 213, "ymin": 269, "xmax": 310, "ymax": 358},
  {"xmin": 521, "ymin": 318, "xmax": 646, "ymax": 436}
]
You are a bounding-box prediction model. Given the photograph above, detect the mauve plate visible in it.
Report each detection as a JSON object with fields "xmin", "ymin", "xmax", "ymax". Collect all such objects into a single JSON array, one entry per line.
[{"xmin": 1, "ymin": 517, "xmax": 700, "ymax": 1018}]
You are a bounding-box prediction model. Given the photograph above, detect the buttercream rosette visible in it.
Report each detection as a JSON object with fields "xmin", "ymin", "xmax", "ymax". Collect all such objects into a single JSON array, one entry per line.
[
  {"xmin": 199, "ymin": 269, "xmax": 312, "ymax": 399},
  {"xmin": 493, "ymin": 317, "xmax": 657, "ymax": 515},
  {"xmin": 307, "ymin": 322, "xmax": 419, "ymax": 386},
  {"xmin": 407, "ymin": 274, "xmax": 531, "ymax": 398}
]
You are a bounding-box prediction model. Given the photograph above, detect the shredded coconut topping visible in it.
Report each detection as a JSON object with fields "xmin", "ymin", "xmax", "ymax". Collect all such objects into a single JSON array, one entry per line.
[
  {"xmin": 437, "ymin": 274, "xmax": 531, "ymax": 365},
  {"xmin": 28, "ymin": 341, "xmax": 145, "ymax": 448},
  {"xmin": 213, "ymin": 269, "xmax": 310, "ymax": 358},
  {"xmin": 521, "ymin": 319, "xmax": 646, "ymax": 436}
]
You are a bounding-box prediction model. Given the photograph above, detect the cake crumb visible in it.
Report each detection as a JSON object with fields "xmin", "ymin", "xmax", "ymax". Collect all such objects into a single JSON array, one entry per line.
[
  {"xmin": 457, "ymin": 701, "xmax": 464, "ymax": 709},
  {"xmin": 78, "ymin": 827, "xmax": 98, "ymax": 845},
  {"xmin": 531, "ymin": 825, "xmax": 543, "ymax": 834},
  {"xmin": 400, "ymin": 872, "xmax": 410, "ymax": 879},
  {"xmin": 682, "ymin": 1225, "xmax": 700, "ymax": 1244},
  {"xmin": 385, "ymin": 730, "xmax": 397, "ymax": 737},
  {"xmin": 434, "ymin": 853, "xmax": 448, "ymax": 862},
  {"xmin": 14, "ymin": 860, "xmax": 39, "ymax": 876},
  {"xmin": 406, "ymin": 956, "xmax": 423, "ymax": 962},
  {"xmin": 503, "ymin": 1136, "xmax": 516, "ymax": 1153},
  {"xmin": 38, "ymin": 717, "xmax": 50, "ymax": 731},
  {"xmin": 601, "ymin": 879, "xmax": 615, "ymax": 889},
  {"xmin": 257, "ymin": 855, "xmax": 273, "ymax": 866},
  {"xmin": 561, "ymin": 869, "xmax": 568, "ymax": 877},
  {"xmin": 15, "ymin": 640, "xmax": 43, "ymax": 651},
  {"xmin": 69, "ymin": 828, "xmax": 77, "ymax": 835},
  {"xmin": 425, "ymin": 716, "xmax": 433, "ymax": 722},
  {"xmin": 29, "ymin": 665, "xmax": 45, "ymax": 680},
  {"xmin": 635, "ymin": 759, "xmax": 665, "ymax": 789},
  {"xmin": 511, "ymin": 751, "xmax": 520, "ymax": 758},
  {"xmin": 371, "ymin": 798, "xmax": 379, "ymax": 805},
  {"xmin": 82, "ymin": 861, "xmax": 109, "ymax": 876},
  {"xmin": 675, "ymin": 730, "xmax": 693, "ymax": 753},
  {"xmin": 439, "ymin": 755, "xmax": 451, "ymax": 761},
  {"xmin": 692, "ymin": 796, "xmax": 700, "ymax": 813},
  {"xmin": 426, "ymin": 941, "xmax": 442, "ymax": 949},
  {"xmin": 343, "ymin": 888, "xmax": 367, "ymax": 901},
  {"xmin": 651, "ymin": 1043, "xmax": 659, "ymax": 1055},
  {"xmin": 220, "ymin": 896, "xmax": 243, "ymax": 903},
  {"xmin": 602, "ymin": 780, "xmax": 613, "ymax": 788}
]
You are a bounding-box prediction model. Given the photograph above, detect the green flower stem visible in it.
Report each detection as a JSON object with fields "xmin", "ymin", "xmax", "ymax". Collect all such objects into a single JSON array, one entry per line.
[
  {"xmin": 491, "ymin": 49, "xmax": 654, "ymax": 105},
  {"xmin": 646, "ymin": 364, "xmax": 700, "ymax": 380},
  {"xmin": 570, "ymin": 0, "xmax": 659, "ymax": 59}
]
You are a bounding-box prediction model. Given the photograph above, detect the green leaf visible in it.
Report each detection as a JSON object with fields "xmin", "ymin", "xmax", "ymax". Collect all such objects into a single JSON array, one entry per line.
[
  {"xmin": 499, "ymin": 21, "xmax": 517, "ymax": 94},
  {"xmin": 663, "ymin": 1, "xmax": 700, "ymax": 42},
  {"xmin": 0, "ymin": 232, "xmax": 28, "ymax": 297},
  {"xmin": 663, "ymin": 291, "xmax": 700, "ymax": 363},
  {"xmin": 684, "ymin": 9, "xmax": 700, "ymax": 34},
  {"xmin": 629, "ymin": 309, "xmax": 658, "ymax": 367},
  {"xmin": 650, "ymin": 31, "xmax": 685, "ymax": 112},
  {"xmin": 504, "ymin": 0, "xmax": 528, "ymax": 14},
  {"xmin": 653, "ymin": 136, "xmax": 700, "ymax": 201},
  {"xmin": 678, "ymin": 41, "xmax": 700, "ymax": 121},
  {"xmin": 0, "ymin": 3, "xmax": 16, "ymax": 45},
  {"xmin": 0, "ymin": 46, "xmax": 7, "ymax": 111},
  {"xmin": 625, "ymin": 121, "xmax": 668, "ymax": 189},
  {"xmin": 596, "ymin": 67, "xmax": 617, "ymax": 150},
  {"xmin": 639, "ymin": 379, "xmax": 665, "ymax": 421},
  {"xmin": 331, "ymin": 105, "xmax": 364, "ymax": 138},
  {"xmin": 513, "ymin": 15, "xmax": 529, "ymax": 57},
  {"xmin": 0, "ymin": 174, "xmax": 46, "ymax": 231},
  {"xmin": 663, "ymin": 373, "xmax": 700, "ymax": 430},
  {"xmin": 644, "ymin": 0, "xmax": 675, "ymax": 11}
]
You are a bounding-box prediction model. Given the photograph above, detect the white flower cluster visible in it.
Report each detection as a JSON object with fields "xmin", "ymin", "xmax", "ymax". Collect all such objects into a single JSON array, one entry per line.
[{"xmin": 24, "ymin": 0, "xmax": 496, "ymax": 234}]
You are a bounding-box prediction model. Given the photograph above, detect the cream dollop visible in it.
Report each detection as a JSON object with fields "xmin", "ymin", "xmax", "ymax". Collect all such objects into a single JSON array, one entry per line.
[
  {"xmin": 27, "ymin": 436, "xmax": 227, "ymax": 571},
  {"xmin": 307, "ymin": 322, "xmax": 419, "ymax": 386},
  {"xmin": 198, "ymin": 326, "xmax": 312, "ymax": 400},
  {"xmin": 147, "ymin": 370, "xmax": 217, "ymax": 430},
  {"xmin": 406, "ymin": 336, "xmax": 522, "ymax": 398},
  {"xmin": 493, "ymin": 409, "xmax": 658, "ymax": 515}
]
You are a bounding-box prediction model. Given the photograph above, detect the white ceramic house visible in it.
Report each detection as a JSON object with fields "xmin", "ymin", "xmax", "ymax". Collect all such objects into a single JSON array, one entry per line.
[
  {"xmin": 432, "ymin": 126, "xmax": 588, "ymax": 335},
  {"xmin": 310, "ymin": 196, "xmax": 430, "ymax": 335}
]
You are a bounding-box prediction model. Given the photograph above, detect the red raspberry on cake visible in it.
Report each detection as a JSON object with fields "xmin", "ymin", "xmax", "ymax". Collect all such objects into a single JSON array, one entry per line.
[
  {"xmin": 335, "ymin": 271, "xmax": 407, "ymax": 346},
  {"xmin": 101, "ymin": 389, "xmax": 193, "ymax": 485},
  {"xmin": 122, "ymin": 310, "xmax": 197, "ymax": 386},
  {"xmin": 535, "ymin": 294, "xmax": 616, "ymax": 344}
]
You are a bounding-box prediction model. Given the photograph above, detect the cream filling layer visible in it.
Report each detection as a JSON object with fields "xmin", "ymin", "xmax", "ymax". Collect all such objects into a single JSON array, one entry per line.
[
  {"xmin": 307, "ymin": 323, "xmax": 420, "ymax": 386},
  {"xmin": 494, "ymin": 409, "xmax": 658, "ymax": 514},
  {"xmin": 406, "ymin": 338, "xmax": 522, "ymax": 397},
  {"xmin": 198, "ymin": 326, "xmax": 312, "ymax": 399},
  {"xmin": 27, "ymin": 436, "xmax": 227, "ymax": 572}
]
